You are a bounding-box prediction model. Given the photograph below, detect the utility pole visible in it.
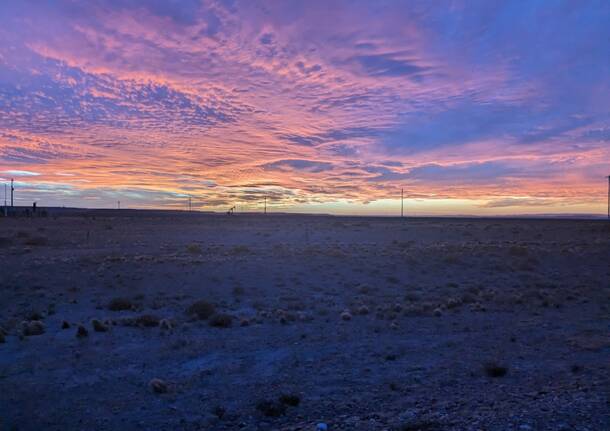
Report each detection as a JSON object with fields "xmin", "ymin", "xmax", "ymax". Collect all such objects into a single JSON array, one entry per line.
[
  {"xmin": 400, "ymin": 188, "xmax": 404, "ymax": 218},
  {"xmin": 264, "ymin": 195, "xmax": 267, "ymax": 215},
  {"xmin": 117, "ymin": 200, "xmax": 120, "ymax": 210},
  {"xmin": 11, "ymin": 178, "xmax": 14, "ymax": 208},
  {"xmin": 607, "ymin": 176, "xmax": 610, "ymax": 219},
  {"xmin": 188, "ymin": 195, "xmax": 192, "ymax": 212}
]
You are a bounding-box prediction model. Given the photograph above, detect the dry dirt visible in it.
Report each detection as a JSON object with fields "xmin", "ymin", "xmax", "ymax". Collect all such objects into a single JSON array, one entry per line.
[{"xmin": 1, "ymin": 211, "xmax": 609, "ymax": 430}]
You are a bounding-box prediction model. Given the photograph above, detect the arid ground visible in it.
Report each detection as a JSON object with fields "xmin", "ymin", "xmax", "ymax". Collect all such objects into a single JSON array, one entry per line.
[{"xmin": 1, "ymin": 211, "xmax": 609, "ymax": 431}]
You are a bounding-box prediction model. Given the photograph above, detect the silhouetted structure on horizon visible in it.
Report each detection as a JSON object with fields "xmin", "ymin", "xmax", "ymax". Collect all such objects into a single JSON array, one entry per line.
[{"xmin": 607, "ymin": 176, "xmax": 610, "ymax": 219}]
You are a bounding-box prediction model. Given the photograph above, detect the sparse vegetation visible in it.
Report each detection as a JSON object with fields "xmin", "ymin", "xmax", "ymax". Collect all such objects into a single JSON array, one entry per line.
[
  {"xmin": 212, "ymin": 405, "xmax": 226, "ymax": 419},
  {"xmin": 256, "ymin": 399, "xmax": 286, "ymax": 417},
  {"xmin": 279, "ymin": 393, "xmax": 301, "ymax": 406},
  {"xmin": 186, "ymin": 300, "xmax": 216, "ymax": 320},
  {"xmin": 340, "ymin": 310, "xmax": 352, "ymax": 321},
  {"xmin": 186, "ymin": 243, "xmax": 202, "ymax": 254},
  {"xmin": 21, "ymin": 320, "xmax": 45, "ymax": 336},
  {"xmin": 209, "ymin": 313, "xmax": 233, "ymax": 328},
  {"xmin": 24, "ymin": 236, "xmax": 48, "ymax": 246},
  {"xmin": 484, "ymin": 362, "xmax": 508, "ymax": 378},
  {"xmin": 159, "ymin": 319, "xmax": 173, "ymax": 330},
  {"xmin": 135, "ymin": 314, "xmax": 160, "ymax": 327},
  {"xmin": 92, "ymin": 319, "xmax": 108, "ymax": 332},
  {"xmin": 76, "ymin": 324, "xmax": 88, "ymax": 337},
  {"xmin": 509, "ymin": 245, "xmax": 528, "ymax": 257},
  {"xmin": 148, "ymin": 378, "xmax": 168, "ymax": 394},
  {"xmin": 107, "ymin": 297, "xmax": 133, "ymax": 311}
]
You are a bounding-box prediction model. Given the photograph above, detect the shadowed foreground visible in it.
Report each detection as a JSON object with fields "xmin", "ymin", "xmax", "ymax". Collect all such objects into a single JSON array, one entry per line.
[{"xmin": 1, "ymin": 212, "xmax": 609, "ymax": 430}]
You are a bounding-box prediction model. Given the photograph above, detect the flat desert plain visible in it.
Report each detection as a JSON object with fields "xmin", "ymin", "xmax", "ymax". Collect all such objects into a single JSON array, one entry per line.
[{"xmin": 1, "ymin": 211, "xmax": 609, "ymax": 431}]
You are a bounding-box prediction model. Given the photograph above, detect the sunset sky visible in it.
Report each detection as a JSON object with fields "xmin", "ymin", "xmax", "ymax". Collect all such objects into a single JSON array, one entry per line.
[{"xmin": 1, "ymin": 1, "xmax": 609, "ymax": 215}]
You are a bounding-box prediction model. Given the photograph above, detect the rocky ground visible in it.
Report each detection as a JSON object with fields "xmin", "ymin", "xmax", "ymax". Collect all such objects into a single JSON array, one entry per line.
[{"xmin": 0, "ymin": 211, "xmax": 609, "ymax": 430}]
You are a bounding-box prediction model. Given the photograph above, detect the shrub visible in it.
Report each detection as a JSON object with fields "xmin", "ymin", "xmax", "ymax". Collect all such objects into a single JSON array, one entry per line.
[
  {"xmin": 509, "ymin": 245, "xmax": 528, "ymax": 257},
  {"xmin": 186, "ymin": 300, "xmax": 216, "ymax": 320},
  {"xmin": 136, "ymin": 314, "xmax": 160, "ymax": 327},
  {"xmin": 484, "ymin": 362, "xmax": 508, "ymax": 378},
  {"xmin": 108, "ymin": 297, "xmax": 133, "ymax": 311},
  {"xmin": 21, "ymin": 320, "xmax": 45, "ymax": 336},
  {"xmin": 149, "ymin": 378, "xmax": 168, "ymax": 394},
  {"xmin": 279, "ymin": 393, "xmax": 300, "ymax": 407},
  {"xmin": 186, "ymin": 243, "xmax": 202, "ymax": 254},
  {"xmin": 76, "ymin": 324, "xmax": 88, "ymax": 337},
  {"xmin": 24, "ymin": 236, "xmax": 48, "ymax": 246},
  {"xmin": 256, "ymin": 399, "xmax": 286, "ymax": 417},
  {"xmin": 209, "ymin": 313, "xmax": 233, "ymax": 328},
  {"xmin": 92, "ymin": 319, "xmax": 108, "ymax": 332}
]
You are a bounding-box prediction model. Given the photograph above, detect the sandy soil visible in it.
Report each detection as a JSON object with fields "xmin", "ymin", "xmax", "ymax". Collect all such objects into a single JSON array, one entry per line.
[{"xmin": 1, "ymin": 211, "xmax": 609, "ymax": 431}]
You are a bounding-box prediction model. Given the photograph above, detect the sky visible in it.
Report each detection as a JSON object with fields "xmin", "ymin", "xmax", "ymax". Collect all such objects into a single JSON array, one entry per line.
[{"xmin": 0, "ymin": 0, "xmax": 609, "ymax": 215}]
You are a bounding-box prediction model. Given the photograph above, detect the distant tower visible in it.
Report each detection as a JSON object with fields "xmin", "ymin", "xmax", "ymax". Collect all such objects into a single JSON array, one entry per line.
[
  {"xmin": 117, "ymin": 200, "xmax": 120, "ymax": 210},
  {"xmin": 188, "ymin": 195, "xmax": 192, "ymax": 212},
  {"xmin": 264, "ymin": 195, "xmax": 267, "ymax": 215},
  {"xmin": 400, "ymin": 188, "xmax": 404, "ymax": 218},
  {"xmin": 10, "ymin": 178, "xmax": 14, "ymax": 207}
]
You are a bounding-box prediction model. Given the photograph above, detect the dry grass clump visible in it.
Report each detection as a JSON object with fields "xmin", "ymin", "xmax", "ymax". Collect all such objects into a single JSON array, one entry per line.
[
  {"xmin": 107, "ymin": 297, "xmax": 134, "ymax": 311},
  {"xmin": 186, "ymin": 243, "xmax": 202, "ymax": 254},
  {"xmin": 509, "ymin": 245, "xmax": 528, "ymax": 257},
  {"xmin": 159, "ymin": 319, "xmax": 173, "ymax": 330},
  {"xmin": 91, "ymin": 319, "xmax": 108, "ymax": 332},
  {"xmin": 357, "ymin": 304, "xmax": 369, "ymax": 315},
  {"xmin": 24, "ymin": 236, "xmax": 48, "ymax": 246},
  {"xmin": 186, "ymin": 300, "xmax": 216, "ymax": 320},
  {"xmin": 256, "ymin": 399, "xmax": 287, "ymax": 417},
  {"xmin": 21, "ymin": 320, "xmax": 45, "ymax": 336},
  {"xmin": 26, "ymin": 310, "xmax": 44, "ymax": 321},
  {"xmin": 148, "ymin": 378, "xmax": 168, "ymax": 394},
  {"xmin": 212, "ymin": 405, "xmax": 226, "ymax": 419},
  {"xmin": 484, "ymin": 362, "xmax": 508, "ymax": 378},
  {"xmin": 209, "ymin": 313, "xmax": 233, "ymax": 328},
  {"xmin": 76, "ymin": 324, "xmax": 88, "ymax": 337},
  {"xmin": 228, "ymin": 245, "xmax": 251, "ymax": 255},
  {"xmin": 279, "ymin": 393, "xmax": 301, "ymax": 406},
  {"xmin": 396, "ymin": 420, "xmax": 442, "ymax": 431},
  {"xmin": 136, "ymin": 314, "xmax": 160, "ymax": 327}
]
